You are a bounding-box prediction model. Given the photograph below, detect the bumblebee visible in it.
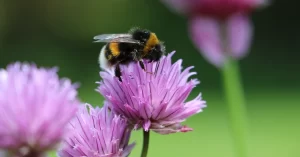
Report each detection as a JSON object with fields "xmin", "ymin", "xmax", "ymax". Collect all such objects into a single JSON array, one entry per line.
[{"xmin": 94, "ymin": 28, "xmax": 166, "ymax": 81}]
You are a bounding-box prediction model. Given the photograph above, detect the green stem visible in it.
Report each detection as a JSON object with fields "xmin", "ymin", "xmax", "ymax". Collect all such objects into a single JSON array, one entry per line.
[
  {"xmin": 222, "ymin": 58, "xmax": 249, "ymax": 157},
  {"xmin": 140, "ymin": 130, "xmax": 150, "ymax": 157}
]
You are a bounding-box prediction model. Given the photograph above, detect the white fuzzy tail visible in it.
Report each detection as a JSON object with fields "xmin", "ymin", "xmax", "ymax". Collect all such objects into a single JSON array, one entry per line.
[{"xmin": 98, "ymin": 45, "xmax": 115, "ymax": 74}]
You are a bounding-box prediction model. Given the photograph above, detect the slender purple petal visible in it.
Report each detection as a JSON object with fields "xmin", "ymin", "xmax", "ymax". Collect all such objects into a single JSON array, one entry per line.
[
  {"xmin": 189, "ymin": 16, "xmax": 225, "ymax": 67},
  {"xmin": 226, "ymin": 13, "xmax": 253, "ymax": 58}
]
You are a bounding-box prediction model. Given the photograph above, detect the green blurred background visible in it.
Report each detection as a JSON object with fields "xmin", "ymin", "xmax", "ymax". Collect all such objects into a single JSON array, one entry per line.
[{"xmin": 0, "ymin": 0, "xmax": 299, "ymax": 156}]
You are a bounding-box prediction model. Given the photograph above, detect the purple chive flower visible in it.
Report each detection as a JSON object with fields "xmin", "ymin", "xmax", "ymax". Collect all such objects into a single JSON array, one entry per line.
[
  {"xmin": 98, "ymin": 52, "xmax": 206, "ymax": 134},
  {"xmin": 0, "ymin": 62, "xmax": 79, "ymax": 157},
  {"xmin": 58, "ymin": 103, "xmax": 135, "ymax": 157},
  {"xmin": 161, "ymin": 0, "xmax": 268, "ymax": 67}
]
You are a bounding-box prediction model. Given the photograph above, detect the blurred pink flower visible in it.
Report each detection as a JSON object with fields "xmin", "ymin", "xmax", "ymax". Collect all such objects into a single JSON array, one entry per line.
[
  {"xmin": 161, "ymin": 0, "xmax": 267, "ymax": 67},
  {"xmin": 58, "ymin": 103, "xmax": 135, "ymax": 157},
  {"xmin": 97, "ymin": 52, "xmax": 206, "ymax": 134},
  {"xmin": 0, "ymin": 62, "xmax": 79, "ymax": 157}
]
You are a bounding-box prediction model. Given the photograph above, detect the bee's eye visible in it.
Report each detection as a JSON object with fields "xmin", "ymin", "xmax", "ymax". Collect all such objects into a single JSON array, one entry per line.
[
  {"xmin": 141, "ymin": 32, "xmax": 150, "ymax": 41},
  {"xmin": 143, "ymin": 31, "xmax": 150, "ymax": 36}
]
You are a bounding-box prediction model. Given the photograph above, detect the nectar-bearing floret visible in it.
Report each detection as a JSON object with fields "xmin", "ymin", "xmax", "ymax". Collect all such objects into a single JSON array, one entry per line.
[
  {"xmin": 58, "ymin": 103, "xmax": 135, "ymax": 157},
  {"xmin": 0, "ymin": 62, "xmax": 79, "ymax": 157},
  {"xmin": 98, "ymin": 51, "xmax": 206, "ymax": 134}
]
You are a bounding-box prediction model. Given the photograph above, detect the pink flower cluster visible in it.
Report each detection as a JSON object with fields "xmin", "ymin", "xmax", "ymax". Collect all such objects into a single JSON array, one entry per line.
[
  {"xmin": 161, "ymin": 0, "xmax": 268, "ymax": 67},
  {"xmin": 58, "ymin": 104, "xmax": 135, "ymax": 157},
  {"xmin": 0, "ymin": 63, "xmax": 79, "ymax": 156},
  {"xmin": 98, "ymin": 52, "xmax": 206, "ymax": 134},
  {"xmin": 0, "ymin": 52, "xmax": 205, "ymax": 157}
]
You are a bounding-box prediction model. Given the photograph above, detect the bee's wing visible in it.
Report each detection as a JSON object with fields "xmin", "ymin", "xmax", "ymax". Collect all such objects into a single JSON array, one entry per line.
[{"xmin": 93, "ymin": 34, "xmax": 141, "ymax": 44}]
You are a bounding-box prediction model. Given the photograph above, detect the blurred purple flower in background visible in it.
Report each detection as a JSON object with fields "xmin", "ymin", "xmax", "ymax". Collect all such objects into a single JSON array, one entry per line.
[
  {"xmin": 161, "ymin": 0, "xmax": 267, "ymax": 67},
  {"xmin": 58, "ymin": 103, "xmax": 135, "ymax": 157},
  {"xmin": 0, "ymin": 63, "xmax": 79, "ymax": 157},
  {"xmin": 98, "ymin": 52, "xmax": 206, "ymax": 135}
]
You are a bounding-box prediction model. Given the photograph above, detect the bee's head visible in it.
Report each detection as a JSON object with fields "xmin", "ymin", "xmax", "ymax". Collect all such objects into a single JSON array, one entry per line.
[{"xmin": 131, "ymin": 29, "xmax": 151, "ymax": 43}]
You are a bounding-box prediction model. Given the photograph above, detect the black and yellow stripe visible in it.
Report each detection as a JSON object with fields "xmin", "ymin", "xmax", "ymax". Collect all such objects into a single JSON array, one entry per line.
[
  {"xmin": 109, "ymin": 43, "xmax": 120, "ymax": 57},
  {"xmin": 105, "ymin": 43, "xmax": 120, "ymax": 61},
  {"xmin": 143, "ymin": 33, "xmax": 159, "ymax": 55}
]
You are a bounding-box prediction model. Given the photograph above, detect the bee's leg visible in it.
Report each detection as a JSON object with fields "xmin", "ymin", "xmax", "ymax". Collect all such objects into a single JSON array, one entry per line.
[
  {"xmin": 139, "ymin": 60, "xmax": 153, "ymax": 74},
  {"xmin": 139, "ymin": 60, "xmax": 145, "ymax": 70},
  {"xmin": 115, "ymin": 64, "xmax": 122, "ymax": 82}
]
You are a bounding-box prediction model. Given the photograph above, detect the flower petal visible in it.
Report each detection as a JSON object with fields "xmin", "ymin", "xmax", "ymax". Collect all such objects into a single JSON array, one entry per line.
[
  {"xmin": 189, "ymin": 16, "xmax": 225, "ymax": 67},
  {"xmin": 226, "ymin": 13, "xmax": 253, "ymax": 59},
  {"xmin": 121, "ymin": 143, "xmax": 136, "ymax": 157},
  {"xmin": 143, "ymin": 120, "xmax": 151, "ymax": 131}
]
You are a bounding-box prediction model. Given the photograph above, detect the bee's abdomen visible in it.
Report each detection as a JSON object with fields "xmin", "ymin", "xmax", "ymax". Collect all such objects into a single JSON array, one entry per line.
[
  {"xmin": 104, "ymin": 43, "xmax": 117, "ymax": 66},
  {"xmin": 106, "ymin": 43, "xmax": 120, "ymax": 59},
  {"xmin": 117, "ymin": 43, "xmax": 137, "ymax": 64}
]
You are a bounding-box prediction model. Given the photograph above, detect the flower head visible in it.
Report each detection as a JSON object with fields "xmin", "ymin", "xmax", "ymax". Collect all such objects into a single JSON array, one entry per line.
[
  {"xmin": 58, "ymin": 103, "xmax": 135, "ymax": 157},
  {"xmin": 0, "ymin": 62, "xmax": 79, "ymax": 156},
  {"xmin": 161, "ymin": 0, "xmax": 266, "ymax": 19},
  {"xmin": 161, "ymin": 0, "xmax": 268, "ymax": 67},
  {"xmin": 98, "ymin": 52, "xmax": 206, "ymax": 134}
]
